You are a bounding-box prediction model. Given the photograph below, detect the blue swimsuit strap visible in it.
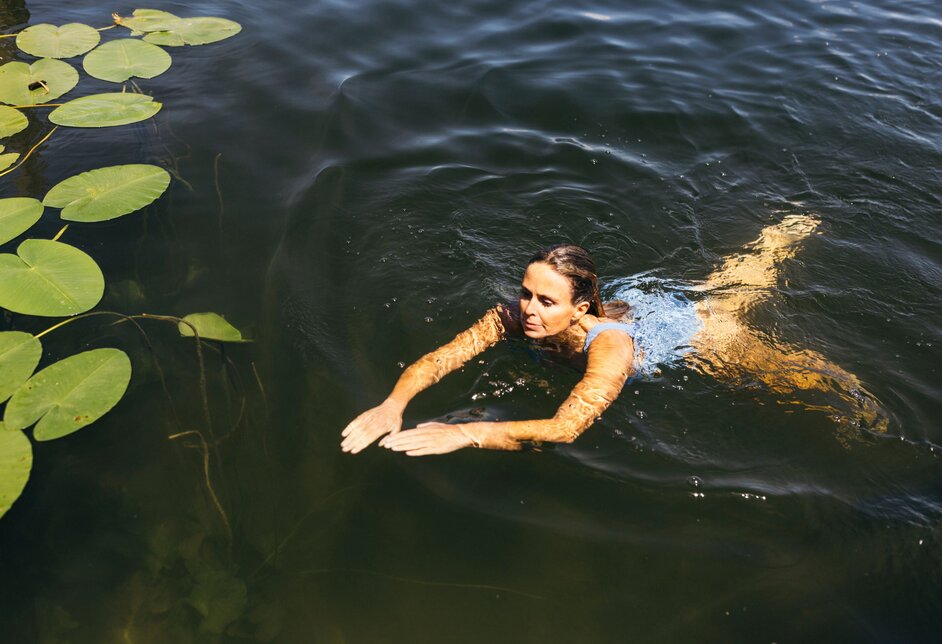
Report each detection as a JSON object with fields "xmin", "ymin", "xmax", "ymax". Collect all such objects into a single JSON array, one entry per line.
[{"xmin": 583, "ymin": 321, "xmax": 634, "ymax": 353}]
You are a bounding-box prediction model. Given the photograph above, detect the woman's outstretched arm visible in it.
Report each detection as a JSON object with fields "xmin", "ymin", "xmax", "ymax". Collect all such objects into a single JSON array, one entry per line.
[
  {"xmin": 382, "ymin": 330, "xmax": 635, "ymax": 455},
  {"xmin": 341, "ymin": 306, "xmax": 509, "ymax": 453}
]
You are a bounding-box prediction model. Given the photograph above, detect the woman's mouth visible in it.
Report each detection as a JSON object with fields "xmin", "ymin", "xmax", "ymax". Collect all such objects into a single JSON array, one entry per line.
[{"xmin": 524, "ymin": 319, "xmax": 542, "ymax": 331}]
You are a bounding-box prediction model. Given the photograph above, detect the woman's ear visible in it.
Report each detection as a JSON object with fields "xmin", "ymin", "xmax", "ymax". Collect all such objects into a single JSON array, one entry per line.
[{"xmin": 572, "ymin": 300, "xmax": 591, "ymax": 321}]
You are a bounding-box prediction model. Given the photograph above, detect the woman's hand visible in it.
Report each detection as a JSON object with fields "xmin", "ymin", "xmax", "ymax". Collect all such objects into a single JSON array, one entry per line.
[
  {"xmin": 341, "ymin": 400, "xmax": 404, "ymax": 454},
  {"xmin": 380, "ymin": 422, "xmax": 478, "ymax": 456}
]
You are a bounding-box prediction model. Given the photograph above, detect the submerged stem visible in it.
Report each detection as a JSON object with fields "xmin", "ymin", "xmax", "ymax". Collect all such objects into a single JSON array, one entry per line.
[
  {"xmin": 168, "ymin": 430, "xmax": 233, "ymax": 544},
  {"xmin": 0, "ymin": 126, "xmax": 58, "ymax": 178}
]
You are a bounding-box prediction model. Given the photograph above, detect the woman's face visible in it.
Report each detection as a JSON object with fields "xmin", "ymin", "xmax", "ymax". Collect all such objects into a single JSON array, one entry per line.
[{"xmin": 519, "ymin": 261, "xmax": 589, "ymax": 338}]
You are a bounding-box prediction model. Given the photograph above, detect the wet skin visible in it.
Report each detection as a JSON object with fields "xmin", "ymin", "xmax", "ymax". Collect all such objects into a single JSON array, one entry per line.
[{"xmin": 341, "ymin": 216, "xmax": 887, "ymax": 456}]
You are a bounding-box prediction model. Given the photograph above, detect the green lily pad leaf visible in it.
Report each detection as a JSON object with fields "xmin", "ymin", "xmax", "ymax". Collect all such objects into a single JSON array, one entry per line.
[
  {"xmin": 178, "ymin": 312, "xmax": 248, "ymax": 342},
  {"xmin": 0, "ymin": 426, "xmax": 32, "ymax": 520},
  {"xmin": 0, "ymin": 106, "xmax": 28, "ymax": 138},
  {"xmin": 4, "ymin": 348, "xmax": 132, "ymax": 441},
  {"xmin": 0, "ymin": 146, "xmax": 18, "ymax": 172},
  {"xmin": 115, "ymin": 9, "xmax": 180, "ymax": 33},
  {"xmin": 0, "ymin": 239, "xmax": 104, "ymax": 316},
  {"xmin": 49, "ymin": 93, "xmax": 162, "ymax": 128},
  {"xmin": 0, "ymin": 197, "xmax": 43, "ymax": 246},
  {"xmin": 144, "ymin": 17, "xmax": 242, "ymax": 47},
  {"xmin": 16, "ymin": 23, "xmax": 100, "ymax": 59},
  {"xmin": 83, "ymin": 39, "xmax": 172, "ymax": 83},
  {"xmin": 0, "ymin": 331, "xmax": 41, "ymax": 403},
  {"xmin": 0, "ymin": 59, "xmax": 78, "ymax": 106},
  {"xmin": 44, "ymin": 164, "xmax": 170, "ymax": 222}
]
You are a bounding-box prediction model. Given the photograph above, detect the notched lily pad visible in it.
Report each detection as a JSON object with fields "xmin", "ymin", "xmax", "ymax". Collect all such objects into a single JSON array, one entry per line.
[
  {"xmin": 49, "ymin": 93, "xmax": 162, "ymax": 128},
  {"xmin": 0, "ymin": 331, "xmax": 42, "ymax": 404},
  {"xmin": 144, "ymin": 17, "xmax": 242, "ymax": 47},
  {"xmin": 114, "ymin": 9, "xmax": 181, "ymax": 33},
  {"xmin": 0, "ymin": 106, "xmax": 28, "ymax": 139},
  {"xmin": 0, "ymin": 59, "xmax": 79, "ymax": 106},
  {"xmin": 83, "ymin": 39, "xmax": 172, "ymax": 83},
  {"xmin": 0, "ymin": 145, "xmax": 19, "ymax": 172},
  {"xmin": 0, "ymin": 197, "xmax": 43, "ymax": 246},
  {"xmin": 0, "ymin": 426, "xmax": 32, "ymax": 520},
  {"xmin": 44, "ymin": 164, "xmax": 170, "ymax": 222},
  {"xmin": 0, "ymin": 239, "xmax": 104, "ymax": 316},
  {"xmin": 178, "ymin": 313, "xmax": 249, "ymax": 342},
  {"xmin": 4, "ymin": 348, "xmax": 132, "ymax": 441},
  {"xmin": 16, "ymin": 23, "xmax": 100, "ymax": 59}
]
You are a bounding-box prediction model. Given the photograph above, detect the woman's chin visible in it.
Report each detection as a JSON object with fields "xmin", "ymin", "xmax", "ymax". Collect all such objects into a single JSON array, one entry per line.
[{"xmin": 523, "ymin": 326, "xmax": 546, "ymax": 338}]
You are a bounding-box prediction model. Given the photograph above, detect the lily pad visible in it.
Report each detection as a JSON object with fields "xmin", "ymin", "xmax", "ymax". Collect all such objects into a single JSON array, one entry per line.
[
  {"xmin": 0, "ymin": 106, "xmax": 28, "ymax": 138},
  {"xmin": 83, "ymin": 39, "xmax": 172, "ymax": 83},
  {"xmin": 0, "ymin": 59, "xmax": 78, "ymax": 106},
  {"xmin": 0, "ymin": 197, "xmax": 43, "ymax": 246},
  {"xmin": 16, "ymin": 23, "xmax": 100, "ymax": 59},
  {"xmin": 178, "ymin": 313, "xmax": 248, "ymax": 342},
  {"xmin": 49, "ymin": 93, "xmax": 162, "ymax": 128},
  {"xmin": 0, "ymin": 426, "xmax": 32, "ymax": 520},
  {"xmin": 0, "ymin": 146, "xmax": 18, "ymax": 172},
  {"xmin": 115, "ymin": 9, "xmax": 181, "ymax": 33},
  {"xmin": 0, "ymin": 239, "xmax": 104, "ymax": 316},
  {"xmin": 44, "ymin": 164, "xmax": 170, "ymax": 222},
  {"xmin": 4, "ymin": 348, "xmax": 132, "ymax": 441},
  {"xmin": 144, "ymin": 17, "xmax": 242, "ymax": 47},
  {"xmin": 0, "ymin": 332, "xmax": 41, "ymax": 403}
]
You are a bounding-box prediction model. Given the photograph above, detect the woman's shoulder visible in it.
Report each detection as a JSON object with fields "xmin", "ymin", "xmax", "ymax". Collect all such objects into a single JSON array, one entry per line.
[
  {"xmin": 580, "ymin": 315, "xmax": 634, "ymax": 353},
  {"xmin": 493, "ymin": 302, "xmax": 522, "ymax": 336}
]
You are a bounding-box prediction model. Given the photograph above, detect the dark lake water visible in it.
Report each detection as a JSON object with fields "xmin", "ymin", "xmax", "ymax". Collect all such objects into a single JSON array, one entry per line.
[{"xmin": 2, "ymin": 0, "xmax": 941, "ymax": 641}]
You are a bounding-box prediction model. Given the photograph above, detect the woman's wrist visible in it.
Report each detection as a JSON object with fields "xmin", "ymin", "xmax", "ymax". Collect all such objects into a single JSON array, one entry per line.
[{"xmin": 381, "ymin": 397, "xmax": 407, "ymax": 414}]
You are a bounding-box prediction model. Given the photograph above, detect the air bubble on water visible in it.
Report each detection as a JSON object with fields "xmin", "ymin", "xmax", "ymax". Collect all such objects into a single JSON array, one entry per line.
[
  {"xmin": 635, "ymin": 410, "xmax": 646, "ymax": 419},
  {"xmin": 384, "ymin": 302, "xmax": 391, "ymax": 308},
  {"xmin": 397, "ymin": 362, "xmax": 405, "ymax": 368},
  {"xmin": 687, "ymin": 476, "xmax": 703, "ymax": 489},
  {"xmin": 424, "ymin": 317, "xmax": 433, "ymax": 323}
]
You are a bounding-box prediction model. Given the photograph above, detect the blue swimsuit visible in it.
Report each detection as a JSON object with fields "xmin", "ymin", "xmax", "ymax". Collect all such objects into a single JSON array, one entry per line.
[{"xmin": 583, "ymin": 274, "xmax": 704, "ymax": 377}]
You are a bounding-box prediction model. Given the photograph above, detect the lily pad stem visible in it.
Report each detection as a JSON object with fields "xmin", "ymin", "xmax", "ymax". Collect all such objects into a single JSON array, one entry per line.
[
  {"xmin": 51, "ymin": 224, "xmax": 69, "ymax": 242},
  {"xmin": 0, "ymin": 126, "xmax": 58, "ymax": 178}
]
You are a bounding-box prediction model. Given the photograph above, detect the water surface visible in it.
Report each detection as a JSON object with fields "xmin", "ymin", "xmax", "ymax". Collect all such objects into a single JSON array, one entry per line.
[{"xmin": 1, "ymin": 0, "xmax": 940, "ymax": 641}]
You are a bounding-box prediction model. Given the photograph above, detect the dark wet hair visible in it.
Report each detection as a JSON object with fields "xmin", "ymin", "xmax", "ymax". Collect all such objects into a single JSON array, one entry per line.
[{"xmin": 528, "ymin": 244, "xmax": 629, "ymax": 319}]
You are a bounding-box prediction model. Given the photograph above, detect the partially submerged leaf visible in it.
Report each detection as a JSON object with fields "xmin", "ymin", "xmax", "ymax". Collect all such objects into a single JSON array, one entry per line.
[
  {"xmin": 178, "ymin": 313, "xmax": 248, "ymax": 342},
  {"xmin": 0, "ymin": 59, "xmax": 78, "ymax": 106},
  {"xmin": 49, "ymin": 93, "xmax": 161, "ymax": 128},
  {"xmin": 16, "ymin": 23, "xmax": 100, "ymax": 59},
  {"xmin": 0, "ymin": 106, "xmax": 28, "ymax": 138},
  {"xmin": 144, "ymin": 17, "xmax": 242, "ymax": 47},
  {"xmin": 0, "ymin": 239, "xmax": 104, "ymax": 316},
  {"xmin": 0, "ymin": 331, "xmax": 41, "ymax": 403},
  {"xmin": 4, "ymin": 348, "xmax": 132, "ymax": 441},
  {"xmin": 115, "ymin": 9, "xmax": 180, "ymax": 33},
  {"xmin": 83, "ymin": 39, "xmax": 172, "ymax": 83},
  {"xmin": 0, "ymin": 425, "xmax": 32, "ymax": 520},
  {"xmin": 0, "ymin": 197, "xmax": 44, "ymax": 246},
  {"xmin": 44, "ymin": 164, "xmax": 170, "ymax": 222},
  {"xmin": 0, "ymin": 146, "xmax": 18, "ymax": 172},
  {"xmin": 187, "ymin": 570, "xmax": 248, "ymax": 635}
]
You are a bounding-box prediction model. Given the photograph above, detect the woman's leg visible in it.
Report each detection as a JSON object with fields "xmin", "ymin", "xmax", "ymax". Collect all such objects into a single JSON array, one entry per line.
[{"xmin": 688, "ymin": 215, "xmax": 888, "ymax": 435}]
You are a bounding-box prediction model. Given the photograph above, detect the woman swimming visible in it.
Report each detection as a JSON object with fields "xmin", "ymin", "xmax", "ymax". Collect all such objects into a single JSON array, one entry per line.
[{"xmin": 341, "ymin": 215, "xmax": 887, "ymax": 455}]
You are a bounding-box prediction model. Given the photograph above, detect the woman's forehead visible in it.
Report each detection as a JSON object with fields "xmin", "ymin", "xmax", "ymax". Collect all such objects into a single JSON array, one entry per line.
[{"xmin": 522, "ymin": 262, "xmax": 572, "ymax": 296}]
